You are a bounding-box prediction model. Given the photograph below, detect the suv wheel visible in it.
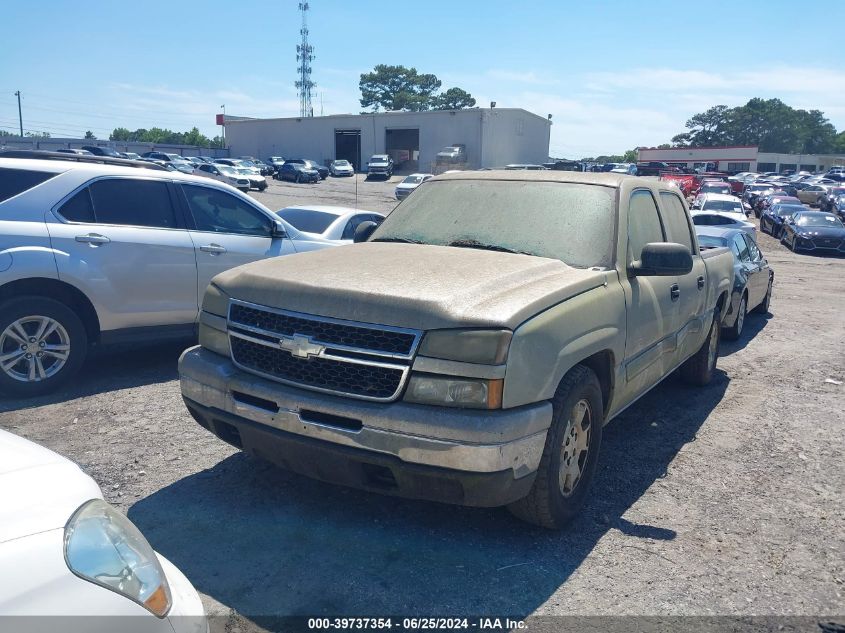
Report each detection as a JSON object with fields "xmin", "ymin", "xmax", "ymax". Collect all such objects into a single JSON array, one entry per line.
[
  {"xmin": 0, "ymin": 297, "xmax": 88, "ymax": 397},
  {"xmin": 508, "ymin": 365, "xmax": 603, "ymax": 529}
]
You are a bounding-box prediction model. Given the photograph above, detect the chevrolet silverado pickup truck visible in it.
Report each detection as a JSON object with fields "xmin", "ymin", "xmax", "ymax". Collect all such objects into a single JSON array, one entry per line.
[{"xmin": 179, "ymin": 171, "xmax": 734, "ymax": 528}]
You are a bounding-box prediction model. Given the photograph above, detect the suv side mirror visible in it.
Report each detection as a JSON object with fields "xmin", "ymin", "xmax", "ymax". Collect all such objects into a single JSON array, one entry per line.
[
  {"xmin": 630, "ymin": 243, "xmax": 693, "ymax": 276},
  {"xmin": 354, "ymin": 221, "xmax": 379, "ymax": 243},
  {"xmin": 271, "ymin": 219, "xmax": 288, "ymax": 238}
]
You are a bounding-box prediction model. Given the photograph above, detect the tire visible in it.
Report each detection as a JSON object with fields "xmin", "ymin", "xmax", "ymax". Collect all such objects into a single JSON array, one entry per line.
[
  {"xmin": 0, "ymin": 296, "xmax": 88, "ymax": 397},
  {"xmin": 722, "ymin": 293, "xmax": 746, "ymax": 341},
  {"xmin": 507, "ymin": 365, "xmax": 603, "ymax": 529},
  {"xmin": 679, "ymin": 306, "xmax": 721, "ymax": 386},
  {"xmin": 295, "ymin": 174, "xmax": 301, "ymax": 184},
  {"xmin": 753, "ymin": 277, "xmax": 773, "ymax": 315}
]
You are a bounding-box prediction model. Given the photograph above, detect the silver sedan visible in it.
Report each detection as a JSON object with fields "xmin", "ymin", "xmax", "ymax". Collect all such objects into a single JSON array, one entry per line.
[{"xmin": 276, "ymin": 205, "xmax": 385, "ymax": 243}]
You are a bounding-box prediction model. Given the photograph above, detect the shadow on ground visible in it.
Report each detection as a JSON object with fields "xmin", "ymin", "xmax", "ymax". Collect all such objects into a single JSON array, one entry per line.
[
  {"xmin": 719, "ymin": 312, "xmax": 772, "ymax": 357},
  {"xmin": 0, "ymin": 340, "xmax": 192, "ymax": 413},
  {"xmin": 129, "ymin": 369, "xmax": 728, "ymax": 621}
]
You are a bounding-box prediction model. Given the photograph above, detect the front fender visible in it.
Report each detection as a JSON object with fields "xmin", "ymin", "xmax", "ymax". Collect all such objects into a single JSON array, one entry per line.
[{"xmin": 503, "ymin": 281, "xmax": 625, "ymax": 409}]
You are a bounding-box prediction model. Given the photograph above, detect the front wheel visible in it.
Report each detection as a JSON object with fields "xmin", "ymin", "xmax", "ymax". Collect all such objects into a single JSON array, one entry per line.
[
  {"xmin": 508, "ymin": 365, "xmax": 603, "ymax": 529},
  {"xmin": 0, "ymin": 297, "xmax": 88, "ymax": 397},
  {"xmin": 679, "ymin": 306, "xmax": 721, "ymax": 386}
]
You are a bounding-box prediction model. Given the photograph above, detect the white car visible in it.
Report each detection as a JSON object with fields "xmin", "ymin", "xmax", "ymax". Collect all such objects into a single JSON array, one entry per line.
[
  {"xmin": 0, "ymin": 154, "xmax": 336, "ymax": 396},
  {"xmin": 394, "ymin": 173, "xmax": 433, "ymax": 200},
  {"xmin": 0, "ymin": 429, "xmax": 205, "ymax": 631},
  {"xmin": 233, "ymin": 167, "xmax": 268, "ymax": 191},
  {"xmin": 698, "ymin": 193, "xmax": 748, "ymax": 218},
  {"xmin": 329, "ymin": 160, "xmax": 354, "ymax": 177},
  {"xmin": 609, "ymin": 163, "xmax": 637, "ymax": 175},
  {"xmin": 691, "ymin": 211, "xmax": 757, "ymax": 238},
  {"xmin": 194, "ymin": 162, "xmax": 251, "ymax": 192},
  {"xmin": 276, "ymin": 205, "xmax": 385, "ymax": 243}
]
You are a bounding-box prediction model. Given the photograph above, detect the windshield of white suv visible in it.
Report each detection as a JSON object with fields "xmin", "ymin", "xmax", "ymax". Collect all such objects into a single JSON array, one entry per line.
[
  {"xmin": 370, "ymin": 180, "xmax": 616, "ymax": 268},
  {"xmin": 402, "ymin": 175, "xmax": 424, "ymax": 184}
]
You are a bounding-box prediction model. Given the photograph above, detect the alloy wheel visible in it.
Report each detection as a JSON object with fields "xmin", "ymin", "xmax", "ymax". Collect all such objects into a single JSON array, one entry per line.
[
  {"xmin": 0, "ymin": 316, "xmax": 70, "ymax": 383},
  {"xmin": 558, "ymin": 399, "xmax": 592, "ymax": 497}
]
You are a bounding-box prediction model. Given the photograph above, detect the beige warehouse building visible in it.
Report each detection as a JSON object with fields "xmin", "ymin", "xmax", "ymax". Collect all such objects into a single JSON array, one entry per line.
[{"xmin": 223, "ymin": 108, "xmax": 551, "ymax": 173}]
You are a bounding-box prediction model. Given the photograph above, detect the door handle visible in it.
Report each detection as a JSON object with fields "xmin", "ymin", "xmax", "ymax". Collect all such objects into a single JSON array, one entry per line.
[
  {"xmin": 199, "ymin": 244, "xmax": 227, "ymax": 254},
  {"xmin": 670, "ymin": 284, "xmax": 680, "ymax": 301},
  {"xmin": 697, "ymin": 275, "xmax": 705, "ymax": 290},
  {"xmin": 75, "ymin": 233, "xmax": 110, "ymax": 245}
]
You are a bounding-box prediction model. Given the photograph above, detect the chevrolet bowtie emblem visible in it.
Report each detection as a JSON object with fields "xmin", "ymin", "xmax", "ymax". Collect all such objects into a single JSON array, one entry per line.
[{"xmin": 279, "ymin": 334, "xmax": 325, "ymax": 359}]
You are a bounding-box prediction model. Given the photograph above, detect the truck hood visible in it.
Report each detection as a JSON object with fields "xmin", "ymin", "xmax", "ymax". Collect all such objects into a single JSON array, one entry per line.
[
  {"xmin": 211, "ymin": 243, "xmax": 611, "ymax": 330},
  {"xmin": 0, "ymin": 430, "xmax": 102, "ymax": 543}
]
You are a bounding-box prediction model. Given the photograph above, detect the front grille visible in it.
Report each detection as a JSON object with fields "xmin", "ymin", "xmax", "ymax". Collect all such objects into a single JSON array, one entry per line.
[
  {"xmin": 813, "ymin": 238, "xmax": 842, "ymax": 249},
  {"xmin": 230, "ymin": 303, "xmax": 416, "ymax": 356},
  {"xmin": 227, "ymin": 301, "xmax": 420, "ymax": 401},
  {"xmin": 231, "ymin": 337, "xmax": 403, "ymax": 400}
]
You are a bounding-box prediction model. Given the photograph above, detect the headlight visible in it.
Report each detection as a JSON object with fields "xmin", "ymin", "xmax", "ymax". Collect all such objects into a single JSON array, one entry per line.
[
  {"xmin": 404, "ymin": 374, "xmax": 503, "ymax": 409},
  {"xmin": 418, "ymin": 329, "xmax": 511, "ymax": 365},
  {"xmin": 64, "ymin": 500, "xmax": 172, "ymax": 617}
]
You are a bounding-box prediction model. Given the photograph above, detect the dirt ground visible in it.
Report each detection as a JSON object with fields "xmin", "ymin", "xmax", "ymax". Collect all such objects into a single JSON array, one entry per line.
[{"xmin": 1, "ymin": 178, "xmax": 843, "ymax": 628}]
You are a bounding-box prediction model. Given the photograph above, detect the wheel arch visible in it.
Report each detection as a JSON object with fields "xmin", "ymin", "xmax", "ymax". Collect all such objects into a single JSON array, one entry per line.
[
  {"xmin": 0, "ymin": 278, "xmax": 101, "ymax": 342},
  {"xmin": 573, "ymin": 350, "xmax": 615, "ymax": 420}
]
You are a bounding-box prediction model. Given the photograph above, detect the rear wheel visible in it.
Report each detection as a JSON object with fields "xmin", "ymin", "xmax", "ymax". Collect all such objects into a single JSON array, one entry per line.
[
  {"xmin": 0, "ymin": 297, "xmax": 88, "ymax": 397},
  {"xmin": 753, "ymin": 278, "xmax": 773, "ymax": 314},
  {"xmin": 680, "ymin": 307, "xmax": 721, "ymax": 386},
  {"xmin": 723, "ymin": 294, "xmax": 746, "ymax": 341},
  {"xmin": 508, "ymin": 365, "xmax": 603, "ymax": 529}
]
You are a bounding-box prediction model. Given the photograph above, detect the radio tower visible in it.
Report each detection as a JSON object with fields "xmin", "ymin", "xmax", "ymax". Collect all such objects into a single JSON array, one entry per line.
[{"xmin": 295, "ymin": 2, "xmax": 315, "ymax": 117}]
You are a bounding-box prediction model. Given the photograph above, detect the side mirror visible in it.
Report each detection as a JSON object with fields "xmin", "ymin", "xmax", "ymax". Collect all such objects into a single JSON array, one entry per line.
[
  {"xmin": 353, "ymin": 221, "xmax": 379, "ymax": 243},
  {"xmin": 271, "ymin": 219, "xmax": 287, "ymax": 238},
  {"xmin": 630, "ymin": 243, "xmax": 693, "ymax": 276}
]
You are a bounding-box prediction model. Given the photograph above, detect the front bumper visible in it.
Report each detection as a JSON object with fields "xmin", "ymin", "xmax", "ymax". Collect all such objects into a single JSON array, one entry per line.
[{"xmin": 179, "ymin": 346, "xmax": 551, "ymax": 507}]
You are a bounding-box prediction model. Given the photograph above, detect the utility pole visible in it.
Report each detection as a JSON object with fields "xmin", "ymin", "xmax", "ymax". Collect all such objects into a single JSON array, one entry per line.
[
  {"xmin": 220, "ymin": 104, "xmax": 226, "ymax": 147},
  {"xmin": 295, "ymin": 2, "xmax": 315, "ymax": 117},
  {"xmin": 14, "ymin": 91, "xmax": 22, "ymax": 137}
]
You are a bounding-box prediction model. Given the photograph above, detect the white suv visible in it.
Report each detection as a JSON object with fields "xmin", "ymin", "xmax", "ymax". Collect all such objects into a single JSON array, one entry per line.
[{"xmin": 0, "ymin": 154, "xmax": 333, "ymax": 397}]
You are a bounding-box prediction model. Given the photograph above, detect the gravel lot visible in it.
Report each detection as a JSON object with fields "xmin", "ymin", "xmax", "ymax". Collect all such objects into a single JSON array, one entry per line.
[{"xmin": 1, "ymin": 177, "xmax": 843, "ymax": 628}]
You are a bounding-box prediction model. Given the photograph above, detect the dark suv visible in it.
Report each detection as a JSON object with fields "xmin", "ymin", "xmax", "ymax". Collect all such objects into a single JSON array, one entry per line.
[{"xmin": 81, "ymin": 145, "xmax": 122, "ymax": 158}]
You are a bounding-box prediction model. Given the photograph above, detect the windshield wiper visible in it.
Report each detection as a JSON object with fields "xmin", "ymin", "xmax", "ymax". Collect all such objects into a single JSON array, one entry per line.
[
  {"xmin": 447, "ymin": 239, "xmax": 530, "ymax": 255},
  {"xmin": 371, "ymin": 237, "xmax": 423, "ymax": 244}
]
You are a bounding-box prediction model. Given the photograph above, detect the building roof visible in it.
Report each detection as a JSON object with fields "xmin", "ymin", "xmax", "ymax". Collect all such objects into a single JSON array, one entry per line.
[{"xmin": 224, "ymin": 107, "xmax": 552, "ymax": 126}]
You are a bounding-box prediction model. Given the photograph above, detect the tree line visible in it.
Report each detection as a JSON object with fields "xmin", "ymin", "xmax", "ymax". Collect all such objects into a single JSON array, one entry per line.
[
  {"xmin": 670, "ymin": 98, "xmax": 845, "ymax": 154},
  {"xmin": 108, "ymin": 126, "xmax": 223, "ymax": 148}
]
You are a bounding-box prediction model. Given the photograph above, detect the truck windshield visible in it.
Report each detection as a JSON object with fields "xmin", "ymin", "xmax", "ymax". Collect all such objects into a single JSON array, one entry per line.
[{"xmin": 371, "ymin": 180, "xmax": 616, "ymax": 268}]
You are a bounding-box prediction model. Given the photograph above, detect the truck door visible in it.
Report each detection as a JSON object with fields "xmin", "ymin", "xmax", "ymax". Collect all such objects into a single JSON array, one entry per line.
[
  {"xmin": 620, "ymin": 189, "xmax": 680, "ymax": 401},
  {"xmin": 659, "ymin": 191, "xmax": 708, "ymax": 361}
]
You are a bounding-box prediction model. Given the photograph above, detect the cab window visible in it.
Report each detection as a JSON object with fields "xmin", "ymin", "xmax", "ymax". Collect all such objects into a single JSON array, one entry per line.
[{"xmin": 628, "ymin": 190, "xmax": 665, "ymax": 262}]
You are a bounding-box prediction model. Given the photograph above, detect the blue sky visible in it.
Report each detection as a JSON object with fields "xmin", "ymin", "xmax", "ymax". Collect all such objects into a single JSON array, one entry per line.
[{"xmin": 2, "ymin": 0, "xmax": 843, "ymax": 157}]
